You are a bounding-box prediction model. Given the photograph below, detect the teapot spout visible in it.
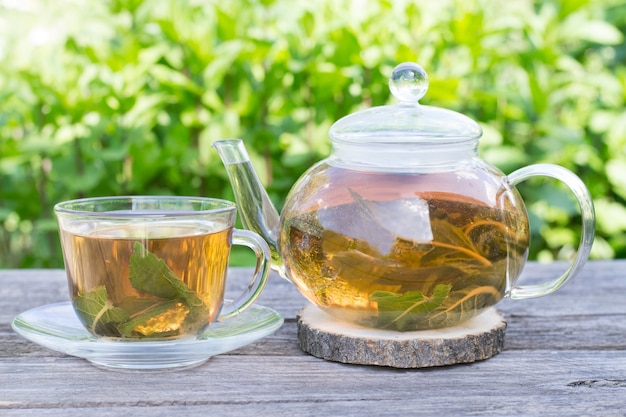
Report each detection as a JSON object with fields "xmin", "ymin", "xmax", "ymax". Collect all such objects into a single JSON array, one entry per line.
[{"xmin": 213, "ymin": 139, "xmax": 283, "ymax": 271}]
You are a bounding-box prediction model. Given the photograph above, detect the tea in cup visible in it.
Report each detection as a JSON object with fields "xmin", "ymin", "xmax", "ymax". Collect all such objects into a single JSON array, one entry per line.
[{"xmin": 54, "ymin": 196, "xmax": 271, "ymax": 340}]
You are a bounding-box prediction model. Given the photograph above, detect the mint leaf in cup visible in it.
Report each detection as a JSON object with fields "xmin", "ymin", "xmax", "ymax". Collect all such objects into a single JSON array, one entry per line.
[
  {"xmin": 129, "ymin": 242, "xmax": 184, "ymax": 299},
  {"xmin": 129, "ymin": 242, "xmax": 210, "ymax": 335},
  {"xmin": 73, "ymin": 285, "xmax": 130, "ymax": 335},
  {"xmin": 71, "ymin": 243, "xmax": 211, "ymax": 338}
]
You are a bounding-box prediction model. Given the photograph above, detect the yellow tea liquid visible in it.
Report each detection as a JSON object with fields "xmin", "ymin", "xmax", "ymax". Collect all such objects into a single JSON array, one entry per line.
[
  {"xmin": 282, "ymin": 195, "xmax": 529, "ymax": 331},
  {"xmin": 60, "ymin": 221, "xmax": 231, "ymax": 339}
]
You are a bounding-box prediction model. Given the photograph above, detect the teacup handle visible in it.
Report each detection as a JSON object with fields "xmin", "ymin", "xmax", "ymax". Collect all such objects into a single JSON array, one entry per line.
[
  {"xmin": 218, "ymin": 229, "xmax": 271, "ymax": 320},
  {"xmin": 507, "ymin": 164, "xmax": 595, "ymax": 299}
]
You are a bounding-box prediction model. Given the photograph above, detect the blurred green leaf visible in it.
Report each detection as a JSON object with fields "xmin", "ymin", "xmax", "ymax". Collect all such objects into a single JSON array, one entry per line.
[{"xmin": 1, "ymin": 0, "xmax": 625, "ymax": 267}]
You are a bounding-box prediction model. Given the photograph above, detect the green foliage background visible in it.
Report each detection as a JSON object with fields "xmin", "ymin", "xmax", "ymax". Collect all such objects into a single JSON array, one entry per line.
[{"xmin": 0, "ymin": 0, "xmax": 625, "ymax": 268}]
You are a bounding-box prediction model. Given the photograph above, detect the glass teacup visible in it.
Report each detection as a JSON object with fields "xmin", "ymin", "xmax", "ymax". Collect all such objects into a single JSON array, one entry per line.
[{"xmin": 54, "ymin": 196, "xmax": 271, "ymax": 341}]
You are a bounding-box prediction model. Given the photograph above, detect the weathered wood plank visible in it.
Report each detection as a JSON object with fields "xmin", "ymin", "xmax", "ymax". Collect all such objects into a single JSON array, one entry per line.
[
  {"xmin": 1, "ymin": 350, "xmax": 625, "ymax": 416},
  {"xmin": 1, "ymin": 261, "xmax": 625, "ymax": 416}
]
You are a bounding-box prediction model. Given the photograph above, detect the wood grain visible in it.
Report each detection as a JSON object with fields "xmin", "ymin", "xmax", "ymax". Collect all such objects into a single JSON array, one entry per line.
[{"xmin": 1, "ymin": 261, "xmax": 625, "ymax": 416}]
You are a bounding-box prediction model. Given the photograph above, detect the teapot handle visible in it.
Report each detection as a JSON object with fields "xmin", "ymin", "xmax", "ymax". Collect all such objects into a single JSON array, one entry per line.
[{"xmin": 507, "ymin": 164, "xmax": 595, "ymax": 299}]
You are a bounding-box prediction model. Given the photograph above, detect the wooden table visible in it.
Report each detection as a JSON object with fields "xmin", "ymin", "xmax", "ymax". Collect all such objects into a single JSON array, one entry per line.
[{"xmin": 1, "ymin": 261, "xmax": 625, "ymax": 416}]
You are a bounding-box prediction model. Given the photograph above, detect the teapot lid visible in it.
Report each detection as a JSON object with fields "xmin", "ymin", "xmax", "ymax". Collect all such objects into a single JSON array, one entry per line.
[{"xmin": 329, "ymin": 63, "xmax": 482, "ymax": 144}]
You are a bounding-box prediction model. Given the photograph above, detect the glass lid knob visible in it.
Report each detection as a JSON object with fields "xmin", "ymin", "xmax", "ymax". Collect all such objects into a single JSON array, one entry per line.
[{"xmin": 389, "ymin": 62, "xmax": 428, "ymax": 103}]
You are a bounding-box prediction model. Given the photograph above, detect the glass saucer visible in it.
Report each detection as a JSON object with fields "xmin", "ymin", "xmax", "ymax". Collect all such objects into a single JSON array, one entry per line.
[{"xmin": 12, "ymin": 301, "xmax": 284, "ymax": 370}]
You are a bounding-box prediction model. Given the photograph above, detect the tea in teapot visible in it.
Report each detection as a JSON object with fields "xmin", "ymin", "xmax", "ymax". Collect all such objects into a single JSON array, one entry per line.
[{"xmin": 282, "ymin": 169, "xmax": 529, "ymax": 330}]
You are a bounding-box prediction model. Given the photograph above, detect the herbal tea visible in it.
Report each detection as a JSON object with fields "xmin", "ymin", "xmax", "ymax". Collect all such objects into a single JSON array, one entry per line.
[
  {"xmin": 59, "ymin": 221, "xmax": 231, "ymax": 339},
  {"xmin": 282, "ymin": 192, "xmax": 529, "ymax": 331}
]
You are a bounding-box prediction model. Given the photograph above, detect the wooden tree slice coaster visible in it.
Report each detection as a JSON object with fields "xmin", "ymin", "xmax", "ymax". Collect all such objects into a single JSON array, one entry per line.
[{"xmin": 297, "ymin": 305, "xmax": 506, "ymax": 368}]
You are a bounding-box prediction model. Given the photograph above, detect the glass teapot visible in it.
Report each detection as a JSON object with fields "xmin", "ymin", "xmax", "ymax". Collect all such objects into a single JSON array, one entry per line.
[{"xmin": 214, "ymin": 62, "xmax": 595, "ymax": 332}]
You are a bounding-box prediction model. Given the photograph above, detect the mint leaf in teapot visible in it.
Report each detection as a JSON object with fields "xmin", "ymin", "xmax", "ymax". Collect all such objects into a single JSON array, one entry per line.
[
  {"xmin": 419, "ymin": 219, "xmax": 492, "ymax": 267},
  {"xmin": 372, "ymin": 283, "xmax": 504, "ymax": 331},
  {"xmin": 371, "ymin": 284, "xmax": 452, "ymax": 331}
]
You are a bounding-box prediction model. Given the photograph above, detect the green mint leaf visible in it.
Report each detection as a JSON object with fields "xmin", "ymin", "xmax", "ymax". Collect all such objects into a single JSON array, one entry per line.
[
  {"xmin": 130, "ymin": 242, "xmax": 207, "ymax": 307},
  {"xmin": 71, "ymin": 242, "xmax": 214, "ymax": 339},
  {"xmin": 180, "ymin": 299, "xmax": 211, "ymax": 334},
  {"xmin": 128, "ymin": 242, "xmax": 210, "ymax": 336},
  {"xmin": 129, "ymin": 242, "xmax": 185, "ymax": 299},
  {"xmin": 73, "ymin": 285, "xmax": 130, "ymax": 335},
  {"xmin": 371, "ymin": 283, "xmax": 452, "ymax": 331},
  {"xmin": 116, "ymin": 297, "xmax": 181, "ymax": 337}
]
